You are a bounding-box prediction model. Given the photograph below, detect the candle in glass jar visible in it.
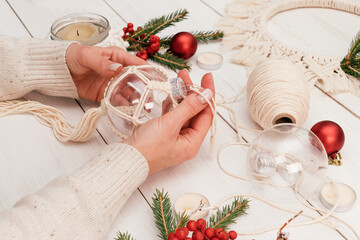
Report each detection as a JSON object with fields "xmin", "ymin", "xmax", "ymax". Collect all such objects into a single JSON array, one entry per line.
[
  {"xmin": 51, "ymin": 13, "xmax": 110, "ymax": 45},
  {"xmin": 56, "ymin": 23, "xmax": 99, "ymax": 42}
]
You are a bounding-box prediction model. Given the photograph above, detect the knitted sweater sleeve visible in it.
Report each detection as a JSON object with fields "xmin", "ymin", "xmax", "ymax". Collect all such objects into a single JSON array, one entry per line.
[
  {"xmin": 0, "ymin": 143, "xmax": 149, "ymax": 240},
  {"xmin": 0, "ymin": 35, "xmax": 79, "ymax": 100},
  {"xmin": 0, "ymin": 36, "xmax": 149, "ymax": 239}
]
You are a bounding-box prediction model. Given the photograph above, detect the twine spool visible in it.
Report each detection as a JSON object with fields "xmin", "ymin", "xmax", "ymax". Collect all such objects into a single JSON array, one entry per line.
[{"xmin": 246, "ymin": 59, "xmax": 311, "ymax": 129}]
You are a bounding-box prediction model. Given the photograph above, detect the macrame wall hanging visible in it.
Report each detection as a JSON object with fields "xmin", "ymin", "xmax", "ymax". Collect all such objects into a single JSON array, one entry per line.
[{"xmin": 218, "ymin": 0, "xmax": 360, "ymax": 96}]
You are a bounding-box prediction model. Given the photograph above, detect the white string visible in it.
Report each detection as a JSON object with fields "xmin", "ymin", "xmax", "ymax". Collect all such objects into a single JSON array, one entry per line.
[{"xmin": 216, "ymin": 141, "xmax": 359, "ymax": 238}]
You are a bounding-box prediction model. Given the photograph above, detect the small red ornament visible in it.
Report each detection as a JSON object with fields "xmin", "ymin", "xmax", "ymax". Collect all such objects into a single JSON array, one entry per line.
[
  {"xmin": 311, "ymin": 120, "xmax": 345, "ymax": 165},
  {"xmin": 170, "ymin": 32, "xmax": 198, "ymax": 59}
]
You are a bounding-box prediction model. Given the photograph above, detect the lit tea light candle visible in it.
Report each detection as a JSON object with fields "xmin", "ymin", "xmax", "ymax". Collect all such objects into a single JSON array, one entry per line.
[
  {"xmin": 56, "ymin": 23, "xmax": 99, "ymax": 42},
  {"xmin": 174, "ymin": 193, "xmax": 211, "ymax": 220},
  {"xmin": 51, "ymin": 13, "xmax": 110, "ymax": 45},
  {"xmin": 319, "ymin": 182, "xmax": 356, "ymax": 212},
  {"xmin": 197, "ymin": 52, "xmax": 223, "ymax": 70}
]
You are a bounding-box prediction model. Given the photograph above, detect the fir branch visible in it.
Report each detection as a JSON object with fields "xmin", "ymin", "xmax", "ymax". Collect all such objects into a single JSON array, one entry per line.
[
  {"xmin": 148, "ymin": 53, "xmax": 190, "ymax": 71},
  {"xmin": 160, "ymin": 30, "xmax": 224, "ymax": 47},
  {"xmin": 114, "ymin": 231, "xmax": 136, "ymax": 240},
  {"xmin": 345, "ymin": 31, "xmax": 360, "ymax": 59},
  {"xmin": 208, "ymin": 197, "xmax": 249, "ymax": 230},
  {"xmin": 132, "ymin": 9, "xmax": 188, "ymax": 40},
  {"xmin": 151, "ymin": 189, "xmax": 175, "ymax": 240},
  {"xmin": 341, "ymin": 31, "xmax": 360, "ymax": 80},
  {"xmin": 174, "ymin": 211, "xmax": 190, "ymax": 230}
]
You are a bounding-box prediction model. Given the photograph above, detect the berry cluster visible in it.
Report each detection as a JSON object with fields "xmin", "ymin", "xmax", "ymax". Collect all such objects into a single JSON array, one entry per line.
[
  {"xmin": 122, "ymin": 22, "xmax": 161, "ymax": 61},
  {"xmin": 167, "ymin": 219, "xmax": 237, "ymax": 240},
  {"xmin": 135, "ymin": 35, "xmax": 160, "ymax": 60}
]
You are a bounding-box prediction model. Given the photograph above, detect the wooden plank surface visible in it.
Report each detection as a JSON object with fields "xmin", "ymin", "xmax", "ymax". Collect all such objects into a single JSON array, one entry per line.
[{"xmin": 1, "ymin": 0, "xmax": 359, "ymax": 239}]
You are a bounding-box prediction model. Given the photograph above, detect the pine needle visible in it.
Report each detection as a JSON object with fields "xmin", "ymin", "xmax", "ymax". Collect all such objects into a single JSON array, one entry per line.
[
  {"xmin": 160, "ymin": 30, "xmax": 224, "ymax": 46},
  {"xmin": 208, "ymin": 197, "xmax": 250, "ymax": 230},
  {"xmin": 148, "ymin": 53, "xmax": 191, "ymax": 71},
  {"xmin": 132, "ymin": 9, "xmax": 188, "ymax": 40},
  {"xmin": 341, "ymin": 31, "xmax": 360, "ymax": 80},
  {"xmin": 174, "ymin": 211, "xmax": 190, "ymax": 230},
  {"xmin": 152, "ymin": 189, "xmax": 175, "ymax": 240},
  {"xmin": 114, "ymin": 231, "xmax": 136, "ymax": 240}
]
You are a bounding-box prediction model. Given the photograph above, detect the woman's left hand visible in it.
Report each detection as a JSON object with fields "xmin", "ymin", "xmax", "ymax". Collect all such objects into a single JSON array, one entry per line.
[{"xmin": 65, "ymin": 43, "xmax": 147, "ymax": 102}]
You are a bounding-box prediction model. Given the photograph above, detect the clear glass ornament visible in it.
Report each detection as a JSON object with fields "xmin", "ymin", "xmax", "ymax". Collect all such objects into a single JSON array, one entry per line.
[
  {"xmin": 103, "ymin": 65, "xmax": 187, "ymax": 138},
  {"xmin": 247, "ymin": 123, "xmax": 328, "ymax": 203}
]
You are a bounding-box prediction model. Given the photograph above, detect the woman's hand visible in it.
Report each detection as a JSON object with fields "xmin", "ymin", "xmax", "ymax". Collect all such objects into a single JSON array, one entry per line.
[
  {"xmin": 124, "ymin": 70, "xmax": 215, "ymax": 174},
  {"xmin": 65, "ymin": 43, "xmax": 147, "ymax": 102}
]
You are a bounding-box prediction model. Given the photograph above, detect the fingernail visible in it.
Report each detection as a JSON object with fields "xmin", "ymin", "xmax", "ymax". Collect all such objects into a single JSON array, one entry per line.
[
  {"xmin": 109, "ymin": 63, "xmax": 123, "ymax": 71},
  {"xmin": 197, "ymin": 88, "xmax": 213, "ymax": 104}
]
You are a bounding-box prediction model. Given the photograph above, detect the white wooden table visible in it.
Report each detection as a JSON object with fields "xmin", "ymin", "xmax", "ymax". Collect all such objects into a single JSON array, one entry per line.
[{"xmin": 0, "ymin": 0, "xmax": 359, "ymax": 239}]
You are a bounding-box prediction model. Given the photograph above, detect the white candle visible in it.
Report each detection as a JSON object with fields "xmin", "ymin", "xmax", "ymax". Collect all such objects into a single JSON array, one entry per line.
[
  {"xmin": 56, "ymin": 23, "xmax": 100, "ymax": 45},
  {"xmin": 319, "ymin": 182, "xmax": 356, "ymax": 212},
  {"xmin": 174, "ymin": 193, "xmax": 210, "ymax": 220},
  {"xmin": 197, "ymin": 52, "xmax": 223, "ymax": 70}
]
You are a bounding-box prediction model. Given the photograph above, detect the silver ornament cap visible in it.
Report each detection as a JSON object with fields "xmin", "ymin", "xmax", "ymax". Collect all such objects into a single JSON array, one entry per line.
[{"xmin": 169, "ymin": 77, "xmax": 187, "ymax": 103}]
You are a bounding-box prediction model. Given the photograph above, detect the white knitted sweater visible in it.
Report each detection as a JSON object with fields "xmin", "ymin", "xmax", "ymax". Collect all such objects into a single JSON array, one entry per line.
[{"xmin": 0, "ymin": 36, "xmax": 149, "ymax": 239}]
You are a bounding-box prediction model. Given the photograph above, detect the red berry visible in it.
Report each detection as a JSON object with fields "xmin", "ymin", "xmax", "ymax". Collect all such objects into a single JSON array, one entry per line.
[
  {"xmin": 192, "ymin": 230, "xmax": 204, "ymax": 240},
  {"xmin": 140, "ymin": 54, "xmax": 148, "ymax": 60},
  {"xmin": 221, "ymin": 233, "xmax": 229, "ymax": 240},
  {"xmin": 185, "ymin": 238, "xmax": 192, "ymax": 240},
  {"xmin": 215, "ymin": 228, "xmax": 225, "ymax": 239},
  {"xmin": 197, "ymin": 219, "xmax": 206, "ymax": 230},
  {"xmin": 154, "ymin": 41, "xmax": 161, "ymax": 48},
  {"xmin": 187, "ymin": 220, "xmax": 197, "ymax": 231},
  {"xmin": 137, "ymin": 26, "xmax": 142, "ymax": 31},
  {"xmin": 123, "ymin": 27, "xmax": 128, "ymax": 33},
  {"xmin": 150, "ymin": 43, "xmax": 160, "ymax": 52},
  {"xmin": 140, "ymin": 33, "xmax": 146, "ymax": 39},
  {"xmin": 149, "ymin": 35, "xmax": 157, "ymax": 43},
  {"xmin": 146, "ymin": 47, "xmax": 155, "ymax": 55},
  {"xmin": 127, "ymin": 27, "xmax": 134, "ymax": 33},
  {"xmin": 228, "ymin": 231, "xmax": 237, "ymax": 240},
  {"xmin": 205, "ymin": 228, "xmax": 215, "ymax": 238},
  {"xmin": 136, "ymin": 52, "xmax": 141, "ymax": 57},
  {"xmin": 172, "ymin": 238, "xmax": 180, "ymax": 240},
  {"xmin": 211, "ymin": 238, "xmax": 220, "ymax": 240},
  {"xmin": 141, "ymin": 49, "xmax": 147, "ymax": 54},
  {"xmin": 168, "ymin": 232, "xmax": 176, "ymax": 240},
  {"xmin": 175, "ymin": 227, "xmax": 189, "ymax": 240},
  {"xmin": 127, "ymin": 23, "xmax": 134, "ymax": 28},
  {"xmin": 155, "ymin": 35, "xmax": 161, "ymax": 42}
]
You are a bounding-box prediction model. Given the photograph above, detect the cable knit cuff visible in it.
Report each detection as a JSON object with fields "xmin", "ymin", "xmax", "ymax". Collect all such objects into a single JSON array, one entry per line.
[
  {"xmin": 0, "ymin": 36, "xmax": 78, "ymax": 100},
  {"xmin": 21, "ymin": 39, "xmax": 79, "ymax": 98},
  {"xmin": 72, "ymin": 143, "xmax": 149, "ymax": 216}
]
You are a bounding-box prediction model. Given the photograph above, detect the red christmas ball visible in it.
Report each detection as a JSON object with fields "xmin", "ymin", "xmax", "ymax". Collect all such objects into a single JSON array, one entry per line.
[
  {"xmin": 311, "ymin": 120, "xmax": 345, "ymax": 155},
  {"xmin": 170, "ymin": 32, "xmax": 198, "ymax": 59}
]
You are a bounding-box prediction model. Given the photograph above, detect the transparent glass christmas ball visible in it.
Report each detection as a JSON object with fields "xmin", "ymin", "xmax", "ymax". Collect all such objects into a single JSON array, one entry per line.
[
  {"xmin": 247, "ymin": 124, "xmax": 328, "ymax": 203},
  {"xmin": 105, "ymin": 66, "xmax": 187, "ymax": 137}
]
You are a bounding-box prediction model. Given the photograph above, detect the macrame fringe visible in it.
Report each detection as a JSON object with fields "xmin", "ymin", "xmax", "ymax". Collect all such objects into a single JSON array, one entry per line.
[
  {"xmin": 0, "ymin": 100, "xmax": 103, "ymax": 142},
  {"xmin": 218, "ymin": 0, "xmax": 360, "ymax": 96}
]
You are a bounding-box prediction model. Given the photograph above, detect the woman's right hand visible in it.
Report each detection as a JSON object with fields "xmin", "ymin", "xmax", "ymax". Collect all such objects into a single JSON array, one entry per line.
[{"xmin": 123, "ymin": 70, "xmax": 215, "ymax": 174}]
